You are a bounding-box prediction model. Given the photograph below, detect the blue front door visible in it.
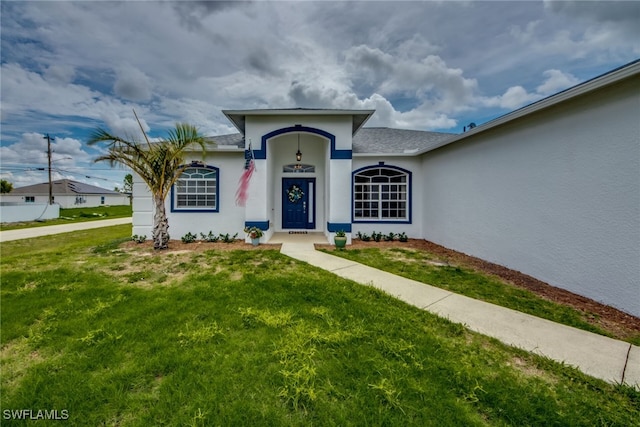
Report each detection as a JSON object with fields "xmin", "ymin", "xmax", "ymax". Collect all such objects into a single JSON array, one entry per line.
[{"xmin": 282, "ymin": 178, "xmax": 315, "ymax": 229}]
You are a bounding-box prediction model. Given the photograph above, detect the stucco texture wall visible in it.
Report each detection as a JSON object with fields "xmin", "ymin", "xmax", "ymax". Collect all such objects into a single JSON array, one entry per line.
[
  {"xmin": 132, "ymin": 152, "xmax": 245, "ymax": 240},
  {"xmin": 421, "ymin": 77, "xmax": 640, "ymax": 316}
]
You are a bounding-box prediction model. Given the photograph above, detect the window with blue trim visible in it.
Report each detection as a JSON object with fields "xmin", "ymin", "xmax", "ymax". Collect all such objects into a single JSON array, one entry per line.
[
  {"xmin": 174, "ymin": 166, "xmax": 218, "ymax": 210},
  {"xmin": 354, "ymin": 167, "xmax": 409, "ymax": 221}
]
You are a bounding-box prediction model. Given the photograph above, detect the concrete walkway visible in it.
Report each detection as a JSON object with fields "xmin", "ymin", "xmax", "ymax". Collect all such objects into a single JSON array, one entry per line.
[
  {"xmin": 0, "ymin": 217, "xmax": 132, "ymax": 242},
  {"xmin": 277, "ymin": 237, "xmax": 639, "ymax": 389}
]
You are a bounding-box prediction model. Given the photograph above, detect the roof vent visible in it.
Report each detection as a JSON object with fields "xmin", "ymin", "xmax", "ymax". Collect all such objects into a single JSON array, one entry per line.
[{"xmin": 463, "ymin": 122, "xmax": 477, "ymax": 132}]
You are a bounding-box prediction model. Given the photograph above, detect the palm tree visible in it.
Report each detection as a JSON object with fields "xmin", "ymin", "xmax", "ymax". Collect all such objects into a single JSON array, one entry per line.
[{"xmin": 88, "ymin": 121, "xmax": 210, "ymax": 249}]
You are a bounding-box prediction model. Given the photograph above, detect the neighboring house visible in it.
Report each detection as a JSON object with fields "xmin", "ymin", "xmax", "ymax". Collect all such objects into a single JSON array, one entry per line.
[
  {"xmin": 132, "ymin": 60, "xmax": 639, "ymax": 316},
  {"xmin": 3, "ymin": 179, "xmax": 130, "ymax": 208}
]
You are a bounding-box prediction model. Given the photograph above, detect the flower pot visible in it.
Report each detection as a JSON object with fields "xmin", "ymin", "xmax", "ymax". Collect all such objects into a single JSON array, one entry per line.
[
  {"xmin": 251, "ymin": 237, "xmax": 260, "ymax": 246},
  {"xmin": 334, "ymin": 236, "xmax": 347, "ymax": 249}
]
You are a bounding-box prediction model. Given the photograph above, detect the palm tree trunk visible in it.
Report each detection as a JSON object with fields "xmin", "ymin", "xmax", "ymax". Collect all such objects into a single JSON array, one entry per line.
[{"xmin": 153, "ymin": 196, "xmax": 170, "ymax": 250}]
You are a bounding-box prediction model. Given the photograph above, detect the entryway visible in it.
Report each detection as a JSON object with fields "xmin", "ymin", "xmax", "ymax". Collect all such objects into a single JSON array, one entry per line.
[{"xmin": 282, "ymin": 177, "xmax": 316, "ymax": 230}]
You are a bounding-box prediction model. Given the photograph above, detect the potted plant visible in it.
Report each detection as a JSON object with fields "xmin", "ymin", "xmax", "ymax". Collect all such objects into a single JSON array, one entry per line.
[
  {"xmin": 244, "ymin": 226, "xmax": 264, "ymax": 246},
  {"xmin": 334, "ymin": 230, "xmax": 347, "ymax": 249}
]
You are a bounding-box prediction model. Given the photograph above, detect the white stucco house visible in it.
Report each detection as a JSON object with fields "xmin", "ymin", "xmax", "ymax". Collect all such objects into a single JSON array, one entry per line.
[
  {"xmin": 2, "ymin": 179, "xmax": 130, "ymax": 209},
  {"xmin": 132, "ymin": 60, "xmax": 639, "ymax": 316}
]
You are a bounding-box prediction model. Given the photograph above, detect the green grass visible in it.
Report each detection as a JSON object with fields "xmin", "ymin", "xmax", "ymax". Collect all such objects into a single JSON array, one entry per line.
[
  {"xmin": 1, "ymin": 226, "xmax": 639, "ymax": 425},
  {"xmin": 0, "ymin": 205, "xmax": 131, "ymax": 231},
  {"xmin": 323, "ymin": 247, "xmax": 639, "ymax": 344}
]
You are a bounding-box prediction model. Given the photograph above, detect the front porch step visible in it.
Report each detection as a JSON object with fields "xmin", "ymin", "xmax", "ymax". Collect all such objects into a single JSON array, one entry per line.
[{"xmin": 268, "ymin": 232, "xmax": 329, "ymax": 244}]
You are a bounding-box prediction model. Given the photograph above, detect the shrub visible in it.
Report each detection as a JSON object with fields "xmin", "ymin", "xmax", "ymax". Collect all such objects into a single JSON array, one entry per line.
[
  {"xmin": 219, "ymin": 232, "xmax": 238, "ymax": 243},
  {"xmin": 200, "ymin": 231, "xmax": 220, "ymax": 243},
  {"xmin": 131, "ymin": 234, "xmax": 146, "ymax": 244},
  {"xmin": 398, "ymin": 232, "xmax": 408, "ymax": 242},
  {"xmin": 356, "ymin": 231, "xmax": 371, "ymax": 242},
  {"xmin": 384, "ymin": 232, "xmax": 396, "ymax": 242},
  {"xmin": 372, "ymin": 231, "xmax": 383, "ymax": 242},
  {"xmin": 181, "ymin": 232, "xmax": 198, "ymax": 243}
]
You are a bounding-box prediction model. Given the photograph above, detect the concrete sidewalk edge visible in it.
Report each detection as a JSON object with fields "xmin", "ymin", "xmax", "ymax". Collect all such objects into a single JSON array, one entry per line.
[{"xmin": 280, "ymin": 242, "xmax": 639, "ymax": 389}]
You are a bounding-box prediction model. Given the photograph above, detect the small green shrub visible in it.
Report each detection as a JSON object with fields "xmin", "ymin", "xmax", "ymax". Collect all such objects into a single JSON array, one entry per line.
[
  {"xmin": 398, "ymin": 232, "xmax": 408, "ymax": 242},
  {"xmin": 372, "ymin": 231, "xmax": 383, "ymax": 242},
  {"xmin": 181, "ymin": 232, "xmax": 198, "ymax": 243},
  {"xmin": 200, "ymin": 231, "xmax": 220, "ymax": 243},
  {"xmin": 131, "ymin": 234, "xmax": 146, "ymax": 244},
  {"xmin": 357, "ymin": 231, "xmax": 371, "ymax": 242},
  {"xmin": 384, "ymin": 232, "xmax": 396, "ymax": 242},
  {"xmin": 218, "ymin": 232, "xmax": 238, "ymax": 243}
]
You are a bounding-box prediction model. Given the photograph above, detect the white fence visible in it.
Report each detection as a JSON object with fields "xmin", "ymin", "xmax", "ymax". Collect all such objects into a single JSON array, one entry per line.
[{"xmin": 0, "ymin": 203, "xmax": 60, "ymax": 223}]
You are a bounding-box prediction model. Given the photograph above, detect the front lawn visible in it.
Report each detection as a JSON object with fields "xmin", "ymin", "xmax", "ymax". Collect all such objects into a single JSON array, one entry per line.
[
  {"xmin": 321, "ymin": 246, "xmax": 640, "ymax": 345},
  {"xmin": 1, "ymin": 225, "xmax": 638, "ymax": 425},
  {"xmin": 0, "ymin": 205, "xmax": 131, "ymax": 231}
]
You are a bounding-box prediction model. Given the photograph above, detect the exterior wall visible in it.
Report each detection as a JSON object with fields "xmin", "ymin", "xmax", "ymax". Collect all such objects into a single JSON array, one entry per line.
[
  {"xmin": 421, "ymin": 76, "xmax": 640, "ymax": 316},
  {"xmin": 0, "ymin": 203, "xmax": 59, "ymax": 222},
  {"xmin": 352, "ymin": 156, "xmax": 423, "ymax": 238},
  {"xmin": 131, "ymin": 176, "xmax": 153, "ymax": 238},
  {"xmin": 132, "ymin": 151, "xmax": 246, "ymax": 240},
  {"xmin": 243, "ymin": 115, "xmax": 355, "ymax": 239}
]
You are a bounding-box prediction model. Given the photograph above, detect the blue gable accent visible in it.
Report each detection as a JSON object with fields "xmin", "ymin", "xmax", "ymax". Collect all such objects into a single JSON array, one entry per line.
[
  {"xmin": 258, "ymin": 126, "xmax": 351, "ymax": 160},
  {"xmin": 327, "ymin": 222, "xmax": 352, "ymax": 233},
  {"xmin": 244, "ymin": 220, "xmax": 270, "ymax": 231}
]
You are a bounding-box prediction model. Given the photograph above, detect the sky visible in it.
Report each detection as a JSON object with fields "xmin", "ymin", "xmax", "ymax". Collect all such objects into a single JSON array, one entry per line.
[{"xmin": 1, "ymin": 0, "xmax": 639, "ymax": 190}]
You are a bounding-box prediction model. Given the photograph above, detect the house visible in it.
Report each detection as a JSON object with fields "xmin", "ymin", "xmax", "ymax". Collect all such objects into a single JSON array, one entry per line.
[
  {"xmin": 2, "ymin": 179, "xmax": 130, "ymax": 208},
  {"xmin": 132, "ymin": 60, "xmax": 639, "ymax": 317}
]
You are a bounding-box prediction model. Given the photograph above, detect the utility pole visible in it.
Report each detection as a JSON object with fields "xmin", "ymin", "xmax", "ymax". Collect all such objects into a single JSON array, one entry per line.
[{"xmin": 44, "ymin": 133, "xmax": 54, "ymax": 205}]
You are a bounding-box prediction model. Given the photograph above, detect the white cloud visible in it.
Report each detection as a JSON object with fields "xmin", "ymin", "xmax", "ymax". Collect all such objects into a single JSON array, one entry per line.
[
  {"xmin": 0, "ymin": 132, "xmax": 90, "ymax": 166},
  {"xmin": 1, "ymin": 0, "xmax": 637, "ymax": 163},
  {"xmin": 536, "ymin": 69, "xmax": 580, "ymax": 96},
  {"xmin": 481, "ymin": 68, "xmax": 581, "ymax": 111}
]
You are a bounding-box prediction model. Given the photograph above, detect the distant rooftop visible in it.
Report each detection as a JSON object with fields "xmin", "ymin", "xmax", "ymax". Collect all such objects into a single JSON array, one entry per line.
[{"xmin": 10, "ymin": 179, "xmax": 122, "ymax": 196}]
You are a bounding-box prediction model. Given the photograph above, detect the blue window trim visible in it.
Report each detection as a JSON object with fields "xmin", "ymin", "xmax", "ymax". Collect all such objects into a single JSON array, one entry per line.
[
  {"xmin": 171, "ymin": 163, "xmax": 220, "ymax": 213},
  {"xmin": 244, "ymin": 220, "xmax": 270, "ymax": 231},
  {"xmin": 257, "ymin": 125, "xmax": 351, "ymax": 160},
  {"xmin": 327, "ymin": 222, "xmax": 352, "ymax": 233},
  {"xmin": 352, "ymin": 164, "xmax": 412, "ymax": 224}
]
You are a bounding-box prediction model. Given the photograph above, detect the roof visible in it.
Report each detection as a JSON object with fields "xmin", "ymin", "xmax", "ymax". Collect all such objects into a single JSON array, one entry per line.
[
  {"xmin": 11, "ymin": 179, "xmax": 123, "ymax": 196},
  {"xmin": 205, "ymin": 133, "xmax": 244, "ymax": 149},
  {"xmin": 353, "ymin": 128, "xmax": 454, "ymax": 155},
  {"xmin": 222, "ymin": 108, "xmax": 375, "ymax": 136}
]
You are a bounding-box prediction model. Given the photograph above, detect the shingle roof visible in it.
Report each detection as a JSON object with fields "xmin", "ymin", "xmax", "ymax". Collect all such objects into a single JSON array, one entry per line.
[
  {"xmin": 205, "ymin": 128, "xmax": 456, "ymax": 155},
  {"xmin": 206, "ymin": 133, "xmax": 244, "ymax": 148},
  {"xmin": 353, "ymin": 128, "xmax": 455, "ymax": 154},
  {"xmin": 11, "ymin": 179, "xmax": 122, "ymax": 196}
]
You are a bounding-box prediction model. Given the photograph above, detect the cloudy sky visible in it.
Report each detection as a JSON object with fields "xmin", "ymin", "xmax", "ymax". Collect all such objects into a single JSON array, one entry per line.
[{"xmin": 1, "ymin": 1, "xmax": 638, "ymax": 189}]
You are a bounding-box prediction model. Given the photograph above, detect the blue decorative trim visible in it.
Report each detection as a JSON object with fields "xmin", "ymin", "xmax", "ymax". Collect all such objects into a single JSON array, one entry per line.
[
  {"xmin": 258, "ymin": 126, "xmax": 352, "ymax": 160},
  {"xmin": 244, "ymin": 220, "xmax": 270, "ymax": 231},
  {"xmin": 327, "ymin": 222, "xmax": 352, "ymax": 233},
  {"xmin": 171, "ymin": 164, "xmax": 220, "ymax": 213},
  {"xmin": 351, "ymin": 164, "xmax": 412, "ymax": 224}
]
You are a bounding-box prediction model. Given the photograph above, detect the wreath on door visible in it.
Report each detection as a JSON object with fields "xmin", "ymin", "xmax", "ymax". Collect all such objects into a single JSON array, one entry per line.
[{"xmin": 287, "ymin": 184, "xmax": 305, "ymax": 203}]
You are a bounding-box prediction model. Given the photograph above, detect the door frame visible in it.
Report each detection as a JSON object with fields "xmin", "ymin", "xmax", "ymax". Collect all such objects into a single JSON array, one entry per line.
[{"xmin": 282, "ymin": 177, "xmax": 316, "ymax": 229}]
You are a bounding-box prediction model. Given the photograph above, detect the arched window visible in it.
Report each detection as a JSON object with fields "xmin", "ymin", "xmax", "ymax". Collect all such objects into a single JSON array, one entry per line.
[
  {"xmin": 353, "ymin": 165, "xmax": 410, "ymax": 222},
  {"xmin": 283, "ymin": 163, "xmax": 315, "ymax": 173},
  {"xmin": 172, "ymin": 165, "xmax": 219, "ymax": 212}
]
